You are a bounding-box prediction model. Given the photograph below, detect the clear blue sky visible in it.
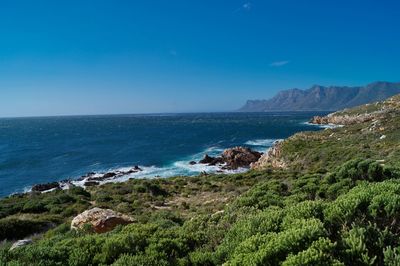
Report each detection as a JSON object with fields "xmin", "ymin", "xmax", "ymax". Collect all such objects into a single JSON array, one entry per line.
[{"xmin": 1, "ymin": 0, "xmax": 399, "ymax": 117}]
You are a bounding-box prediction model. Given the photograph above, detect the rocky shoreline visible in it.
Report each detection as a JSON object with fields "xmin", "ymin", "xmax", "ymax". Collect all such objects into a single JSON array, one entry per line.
[
  {"xmin": 27, "ymin": 146, "xmax": 264, "ymax": 194},
  {"xmin": 309, "ymin": 96, "xmax": 400, "ymax": 126},
  {"xmin": 309, "ymin": 113, "xmax": 373, "ymax": 126},
  {"xmin": 29, "ymin": 119, "xmax": 348, "ymax": 195}
]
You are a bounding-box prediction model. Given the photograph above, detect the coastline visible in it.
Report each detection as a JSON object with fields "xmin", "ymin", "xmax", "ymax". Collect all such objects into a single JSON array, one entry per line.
[
  {"xmin": 5, "ymin": 96, "xmax": 400, "ymax": 265},
  {"xmin": 22, "ymin": 145, "xmax": 268, "ymax": 195},
  {"xmin": 8, "ymin": 117, "xmax": 331, "ymax": 198}
]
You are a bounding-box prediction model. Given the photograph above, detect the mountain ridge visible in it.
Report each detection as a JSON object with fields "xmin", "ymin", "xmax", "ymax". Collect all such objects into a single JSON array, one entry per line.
[{"xmin": 239, "ymin": 81, "xmax": 400, "ymax": 112}]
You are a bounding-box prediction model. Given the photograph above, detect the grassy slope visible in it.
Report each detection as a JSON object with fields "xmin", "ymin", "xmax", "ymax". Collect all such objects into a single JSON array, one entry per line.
[
  {"xmin": 2, "ymin": 95, "xmax": 400, "ymax": 265},
  {"xmin": 279, "ymin": 95, "xmax": 400, "ymax": 172}
]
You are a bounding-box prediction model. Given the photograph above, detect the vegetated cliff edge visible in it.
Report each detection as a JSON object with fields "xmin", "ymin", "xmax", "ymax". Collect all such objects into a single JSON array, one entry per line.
[
  {"xmin": 252, "ymin": 93, "xmax": 400, "ymax": 171},
  {"xmin": 239, "ymin": 81, "xmax": 400, "ymax": 112}
]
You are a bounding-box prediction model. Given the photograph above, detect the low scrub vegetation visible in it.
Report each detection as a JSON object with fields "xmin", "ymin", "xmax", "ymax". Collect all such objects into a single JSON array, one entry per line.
[
  {"xmin": 3, "ymin": 98, "xmax": 400, "ymax": 265},
  {"xmin": 1, "ymin": 159, "xmax": 400, "ymax": 265}
]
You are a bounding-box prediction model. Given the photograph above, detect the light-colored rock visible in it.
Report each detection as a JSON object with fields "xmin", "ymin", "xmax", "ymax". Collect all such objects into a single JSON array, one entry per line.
[
  {"xmin": 10, "ymin": 239, "xmax": 32, "ymax": 250},
  {"xmin": 310, "ymin": 113, "xmax": 377, "ymax": 126},
  {"xmin": 251, "ymin": 140, "xmax": 286, "ymax": 170},
  {"xmin": 380, "ymin": 135, "xmax": 386, "ymax": 140},
  {"xmin": 71, "ymin": 207, "xmax": 135, "ymax": 233}
]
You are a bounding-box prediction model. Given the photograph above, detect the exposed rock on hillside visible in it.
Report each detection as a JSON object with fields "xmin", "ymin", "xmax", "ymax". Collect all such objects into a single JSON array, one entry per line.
[
  {"xmin": 71, "ymin": 207, "xmax": 135, "ymax": 233},
  {"xmin": 251, "ymin": 140, "xmax": 286, "ymax": 170},
  {"xmin": 310, "ymin": 94, "xmax": 400, "ymax": 126}
]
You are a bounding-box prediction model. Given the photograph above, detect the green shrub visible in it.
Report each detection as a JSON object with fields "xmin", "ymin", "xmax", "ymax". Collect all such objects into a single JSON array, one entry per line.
[
  {"xmin": 0, "ymin": 218, "xmax": 50, "ymax": 240},
  {"xmin": 227, "ymin": 218, "xmax": 326, "ymax": 265},
  {"xmin": 282, "ymin": 238, "xmax": 342, "ymax": 266},
  {"xmin": 22, "ymin": 201, "xmax": 47, "ymax": 213},
  {"xmin": 383, "ymin": 246, "xmax": 400, "ymax": 266}
]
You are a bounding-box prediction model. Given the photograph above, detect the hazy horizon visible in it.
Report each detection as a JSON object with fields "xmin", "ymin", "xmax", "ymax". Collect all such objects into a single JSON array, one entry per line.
[{"xmin": 1, "ymin": 0, "xmax": 400, "ymax": 117}]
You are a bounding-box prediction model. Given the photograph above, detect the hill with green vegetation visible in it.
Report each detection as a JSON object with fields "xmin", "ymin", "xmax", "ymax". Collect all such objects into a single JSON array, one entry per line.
[{"xmin": 2, "ymin": 95, "xmax": 400, "ymax": 265}]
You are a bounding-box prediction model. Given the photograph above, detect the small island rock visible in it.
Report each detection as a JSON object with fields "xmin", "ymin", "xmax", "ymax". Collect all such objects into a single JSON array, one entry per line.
[
  {"xmin": 199, "ymin": 154, "xmax": 215, "ymax": 164},
  {"xmin": 222, "ymin": 146, "xmax": 262, "ymax": 169}
]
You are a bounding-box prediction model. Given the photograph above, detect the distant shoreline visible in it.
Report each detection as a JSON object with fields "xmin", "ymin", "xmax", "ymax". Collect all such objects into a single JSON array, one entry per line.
[{"xmin": 0, "ymin": 110, "xmax": 331, "ymax": 120}]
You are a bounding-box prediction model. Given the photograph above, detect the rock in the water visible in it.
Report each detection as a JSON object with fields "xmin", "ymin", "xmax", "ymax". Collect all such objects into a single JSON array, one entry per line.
[
  {"xmin": 71, "ymin": 207, "xmax": 135, "ymax": 233},
  {"xmin": 10, "ymin": 239, "xmax": 32, "ymax": 250},
  {"xmin": 103, "ymin": 172, "xmax": 117, "ymax": 179},
  {"xmin": 199, "ymin": 154, "xmax": 215, "ymax": 164},
  {"xmin": 134, "ymin": 165, "xmax": 142, "ymax": 171},
  {"xmin": 222, "ymin": 146, "xmax": 262, "ymax": 169},
  {"xmin": 189, "ymin": 161, "xmax": 197, "ymax": 165},
  {"xmin": 31, "ymin": 182, "xmax": 60, "ymax": 192},
  {"xmin": 209, "ymin": 157, "xmax": 225, "ymax": 166}
]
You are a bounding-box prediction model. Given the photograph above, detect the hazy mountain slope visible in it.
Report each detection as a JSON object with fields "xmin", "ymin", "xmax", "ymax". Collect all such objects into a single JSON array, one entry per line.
[{"xmin": 239, "ymin": 81, "xmax": 400, "ymax": 111}]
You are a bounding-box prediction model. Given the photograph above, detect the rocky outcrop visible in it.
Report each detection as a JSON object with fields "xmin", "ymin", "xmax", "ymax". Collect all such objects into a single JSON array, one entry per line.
[
  {"xmin": 102, "ymin": 172, "xmax": 117, "ymax": 179},
  {"xmin": 309, "ymin": 115, "xmax": 330, "ymax": 124},
  {"xmin": 310, "ymin": 95, "xmax": 400, "ymax": 126},
  {"xmin": 71, "ymin": 207, "xmax": 135, "ymax": 233},
  {"xmin": 251, "ymin": 140, "xmax": 286, "ymax": 169},
  {"xmin": 79, "ymin": 166, "xmax": 144, "ymax": 184},
  {"xmin": 199, "ymin": 147, "xmax": 262, "ymax": 169},
  {"xmin": 310, "ymin": 113, "xmax": 378, "ymax": 126},
  {"xmin": 30, "ymin": 165, "xmax": 145, "ymax": 193},
  {"xmin": 221, "ymin": 147, "xmax": 262, "ymax": 169},
  {"xmin": 199, "ymin": 154, "xmax": 215, "ymax": 164},
  {"xmin": 31, "ymin": 182, "xmax": 60, "ymax": 192}
]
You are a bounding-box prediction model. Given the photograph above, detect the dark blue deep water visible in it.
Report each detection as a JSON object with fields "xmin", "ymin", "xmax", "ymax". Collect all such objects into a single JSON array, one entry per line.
[{"xmin": 0, "ymin": 112, "xmax": 325, "ymax": 197}]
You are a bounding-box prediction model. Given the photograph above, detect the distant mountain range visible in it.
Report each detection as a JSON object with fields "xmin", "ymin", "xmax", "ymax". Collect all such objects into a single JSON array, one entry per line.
[{"xmin": 238, "ymin": 81, "xmax": 400, "ymax": 112}]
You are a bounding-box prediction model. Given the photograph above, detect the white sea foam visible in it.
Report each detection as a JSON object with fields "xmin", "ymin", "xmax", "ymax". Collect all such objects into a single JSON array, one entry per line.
[
  {"xmin": 302, "ymin": 122, "xmax": 344, "ymax": 129},
  {"xmin": 244, "ymin": 138, "xmax": 282, "ymax": 153},
  {"xmin": 245, "ymin": 139, "xmax": 278, "ymax": 147},
  {"xmin": 70, "ymin": 145, "xmax": 248, "ymax": 188}
]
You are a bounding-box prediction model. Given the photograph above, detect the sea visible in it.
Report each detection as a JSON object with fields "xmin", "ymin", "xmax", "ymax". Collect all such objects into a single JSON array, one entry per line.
[{"xmin": 0, "ymin": 112, "xmax": 327, "ymax": 197}]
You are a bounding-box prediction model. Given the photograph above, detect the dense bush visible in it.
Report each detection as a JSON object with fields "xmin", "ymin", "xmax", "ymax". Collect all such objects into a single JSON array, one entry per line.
[
  {"xmin": 1, "ymin": 158, "xmax": 400, "ymax": 265},
  {"xmin": 0, "ymin": 218, "xmax": 51, "ymax": 240}
]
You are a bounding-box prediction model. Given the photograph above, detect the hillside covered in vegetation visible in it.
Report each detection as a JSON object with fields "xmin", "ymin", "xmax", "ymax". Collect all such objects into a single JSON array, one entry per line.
[{"xmin": 2, "ymin": 95, "xmax": 400, "ymax": 265}]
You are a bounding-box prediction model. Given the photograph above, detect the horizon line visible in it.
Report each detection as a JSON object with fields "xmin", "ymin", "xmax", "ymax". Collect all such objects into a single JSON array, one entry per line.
[{"xmin": 0, "ymin": 110, "xmax": 332, "ymax": 119}]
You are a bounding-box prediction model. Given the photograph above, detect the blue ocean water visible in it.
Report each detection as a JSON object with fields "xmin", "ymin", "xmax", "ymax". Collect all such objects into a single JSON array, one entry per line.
[{"xmin": 0, "ymin": 112, "xmax": 326, "ymax": 197}]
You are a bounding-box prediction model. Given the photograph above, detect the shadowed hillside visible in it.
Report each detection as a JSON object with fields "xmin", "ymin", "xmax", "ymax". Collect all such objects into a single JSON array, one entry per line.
[{"xmin": 239, "ymin": 81, "xmax": 400, "ymax": 112}]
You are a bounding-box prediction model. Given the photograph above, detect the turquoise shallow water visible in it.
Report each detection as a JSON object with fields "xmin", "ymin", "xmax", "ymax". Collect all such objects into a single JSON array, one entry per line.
[{"xmin": 0, "ymin": 112, "xmax": 326, "ymax": 197}]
